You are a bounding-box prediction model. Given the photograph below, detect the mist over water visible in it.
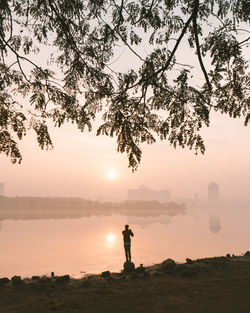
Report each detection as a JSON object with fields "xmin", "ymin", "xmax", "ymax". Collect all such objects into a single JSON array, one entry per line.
[
  {"xmin": 0, "ymin": 202, "xmax": 249, "ymax": 278},
  {"xmin": 0, "ymin": 111, "xmax": 249, "ymax": 278}
]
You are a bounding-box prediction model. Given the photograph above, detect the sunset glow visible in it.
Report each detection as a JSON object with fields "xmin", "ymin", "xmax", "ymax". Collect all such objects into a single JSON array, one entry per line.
[
  {"xmin": 1, "ymin": 1, "xmax": 249, "ymax": 311},
  {"xmin": 107, "ymin": 170, "xmax": 117, "ymax": 180}
]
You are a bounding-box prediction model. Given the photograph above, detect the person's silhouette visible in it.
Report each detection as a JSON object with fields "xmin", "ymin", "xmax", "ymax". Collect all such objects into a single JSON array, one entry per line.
[{"xmin": 122, "ymin": 224, "xmax": 134, "ymax": 262}]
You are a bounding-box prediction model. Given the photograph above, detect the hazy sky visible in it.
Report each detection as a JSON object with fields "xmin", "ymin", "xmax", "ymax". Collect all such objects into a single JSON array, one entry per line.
[
  {"xmin": 1, "ymin": 17, "xmax": 249, "ymax": 202},
  {"xmin": 1, "ymin": 109, "xmax": 249, "ymax": 201}
]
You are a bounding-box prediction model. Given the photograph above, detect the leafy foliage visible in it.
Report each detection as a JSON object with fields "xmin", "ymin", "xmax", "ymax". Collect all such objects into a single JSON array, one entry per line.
[{"xmin": 0, "ymin": 0, "xmax": 249, "ymax": 169}]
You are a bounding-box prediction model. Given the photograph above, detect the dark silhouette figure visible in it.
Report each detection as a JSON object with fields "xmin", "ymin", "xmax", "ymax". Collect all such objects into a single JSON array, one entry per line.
[{"xmin": 122, "ymin": 224, "xmax": 134, "ymax": 262}]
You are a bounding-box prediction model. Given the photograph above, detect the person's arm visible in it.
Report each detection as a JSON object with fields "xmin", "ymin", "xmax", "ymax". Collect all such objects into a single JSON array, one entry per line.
[{"xmin": 130, "ymin": 229, "xmax": 134, "ymax": 237}]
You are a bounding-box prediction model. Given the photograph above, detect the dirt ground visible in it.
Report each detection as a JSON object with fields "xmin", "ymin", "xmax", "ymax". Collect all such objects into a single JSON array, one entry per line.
[{"xmin": 1, "ymin": 255, "xmax": 250, "ymax": 313}]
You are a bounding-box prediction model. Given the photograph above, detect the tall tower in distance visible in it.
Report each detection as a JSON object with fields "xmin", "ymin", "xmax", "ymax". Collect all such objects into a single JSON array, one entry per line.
[
  {"xmin": 0, "ymin": 183, "xmax": 4, "ymax": 196},
  {"xmin": 208, "ymin": 182, "xmax": 219, "ymax": 201}
]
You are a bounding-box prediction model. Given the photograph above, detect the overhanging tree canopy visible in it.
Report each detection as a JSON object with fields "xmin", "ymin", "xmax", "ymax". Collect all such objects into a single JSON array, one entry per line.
[{"xmin": 0, "ymin": 0, "xmax": 249, "ymax": 169}]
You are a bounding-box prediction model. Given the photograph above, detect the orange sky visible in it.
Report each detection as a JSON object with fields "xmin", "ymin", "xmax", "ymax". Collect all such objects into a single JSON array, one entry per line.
[{"xmin": 1, "ymin": 110, "xmax": 249, "ymax": 201}]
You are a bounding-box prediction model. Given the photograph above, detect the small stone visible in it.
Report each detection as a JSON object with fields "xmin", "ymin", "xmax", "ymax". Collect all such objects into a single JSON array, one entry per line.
[
  {"xmin": 226, "ymin": 253, "xmax": 231, "ymax": 258},
  {"xmin": 11, "ymin": 276, "xmax": 22, "ymax": 285},
  {"xmin": 135, "ymin": 264, "xmax": 145, "ymax": 274},
  {"xmin": 186, "ymin": 258, "xmax": 193, "ymax": 264},
  {"xmin": 161, "ymin": 258, "xmax": 176, "ymax": 271},
  {"xmin": 123, "ymin": 261, "xmax": 135, "ymax": 272},
  {"xmin": 101, "ymin": 271, "xmax": 111, "ymax": 278},
  {"xmin": 39, "ymin": 275, "xmax": 52, "ymax": 283},
  {"xmin": 0, "ymin": 278, "xmax": 10, "ymax": 285},
  {"xmin": 55, "ymin": 275, "xmax": 70, "ymax": 283},
  {"xmin": 244, "ymin": 251, "xmax": 250, "ymax": 257}
]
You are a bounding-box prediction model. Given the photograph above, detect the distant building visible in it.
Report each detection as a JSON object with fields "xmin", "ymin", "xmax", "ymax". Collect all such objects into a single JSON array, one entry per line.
[
  {"xmin": 0, "ymin": 183, "xmax": 4, "ymax": 196},
  {"xmin": 208, "ymin": 182, "xmax": 219, "ymax": 201},
  {"xmin": 127, "ymin": 185, "xmax": 171, "ymax": 203}
]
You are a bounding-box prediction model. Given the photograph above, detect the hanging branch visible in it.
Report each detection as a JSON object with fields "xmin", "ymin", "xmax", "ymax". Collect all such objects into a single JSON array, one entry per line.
[{"xmin": 192, "ymin": 1, "xmax": 212, "ymax": 91}]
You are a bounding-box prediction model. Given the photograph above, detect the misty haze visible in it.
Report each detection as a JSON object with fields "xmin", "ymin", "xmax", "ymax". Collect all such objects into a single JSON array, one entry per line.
[
  {"xmin": 0, "ymin": 182, "xmax": 249, "ymax": 278},
  {"xmin": 1, "ymin": 0, "xmax": 250, "ymax": 312}
]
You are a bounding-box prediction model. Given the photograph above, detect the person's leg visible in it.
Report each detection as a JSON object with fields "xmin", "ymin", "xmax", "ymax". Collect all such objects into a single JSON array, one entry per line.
[
  {"xmin": 128, "ymin": 245, "xmax": 131, "ymax": 261},
  {"xmin": 124, "ymin": 245, "xmax": 129, "ymax": 261}
]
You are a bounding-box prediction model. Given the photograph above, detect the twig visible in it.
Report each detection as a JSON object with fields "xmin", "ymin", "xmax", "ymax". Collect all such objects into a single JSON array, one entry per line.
[{"xmin": 238, "ymin": 36, "xmax": 250, "ymax": 46}]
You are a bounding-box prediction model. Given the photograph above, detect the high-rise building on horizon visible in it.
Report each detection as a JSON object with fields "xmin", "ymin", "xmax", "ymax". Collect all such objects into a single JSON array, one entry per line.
[
  {"xmin": 208, "ymin": 182, "xmax": 219, "ymax": 201},
  {"xmin": 0, "ymin": 183, "xmax": 4, "ymax": 196}
]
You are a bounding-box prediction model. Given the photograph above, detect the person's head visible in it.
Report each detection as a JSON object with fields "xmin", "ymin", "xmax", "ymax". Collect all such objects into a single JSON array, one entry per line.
[{"xmin": 125, "ymin": 224, "xmax": 129, "ymax": 230}]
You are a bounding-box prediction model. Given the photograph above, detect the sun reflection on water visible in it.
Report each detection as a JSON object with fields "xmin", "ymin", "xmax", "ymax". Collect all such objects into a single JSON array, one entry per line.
[{"xmin": 107, "ymin": 233, "xmax": 115, "ymax": 244}]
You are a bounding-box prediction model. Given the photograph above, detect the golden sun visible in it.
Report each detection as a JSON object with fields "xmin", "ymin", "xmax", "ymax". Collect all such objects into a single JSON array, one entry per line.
[{"xmin": 107, "ymin": 170, "xmax": 117, "ymax": 180}]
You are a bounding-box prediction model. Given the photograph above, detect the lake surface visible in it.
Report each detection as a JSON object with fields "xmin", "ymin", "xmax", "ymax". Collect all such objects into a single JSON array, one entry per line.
[{"xmin": 0, "ymin": 205, "xmax": 249, "ymax": 278}]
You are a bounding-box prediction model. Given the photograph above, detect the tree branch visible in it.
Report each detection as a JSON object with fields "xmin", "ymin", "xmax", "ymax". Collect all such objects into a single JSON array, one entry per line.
[
  {"xmin": 192, "ymin": 1, "xmax": 212, "ymax": 91},
  {"xmin": 128, "ymin": 0, "xmax": 200, "ymax": 90}
]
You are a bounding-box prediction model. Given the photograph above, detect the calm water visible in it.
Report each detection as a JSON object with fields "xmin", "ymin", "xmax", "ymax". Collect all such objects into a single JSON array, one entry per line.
[{"xmin": 0, "ymin": 206, "xmax": 249, "ymax": 278}]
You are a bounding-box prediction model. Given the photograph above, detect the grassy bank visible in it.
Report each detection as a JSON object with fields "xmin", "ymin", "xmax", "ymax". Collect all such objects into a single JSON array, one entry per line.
[{"xmin": 1, "ymin": 254, "xmax": 250, "ymax": 313}]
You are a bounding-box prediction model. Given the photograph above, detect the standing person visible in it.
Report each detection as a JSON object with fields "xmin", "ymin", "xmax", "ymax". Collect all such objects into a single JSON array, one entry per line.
[{"xmin": 122, "ymin": 225, "xmax": 134, "ymax": 262}]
